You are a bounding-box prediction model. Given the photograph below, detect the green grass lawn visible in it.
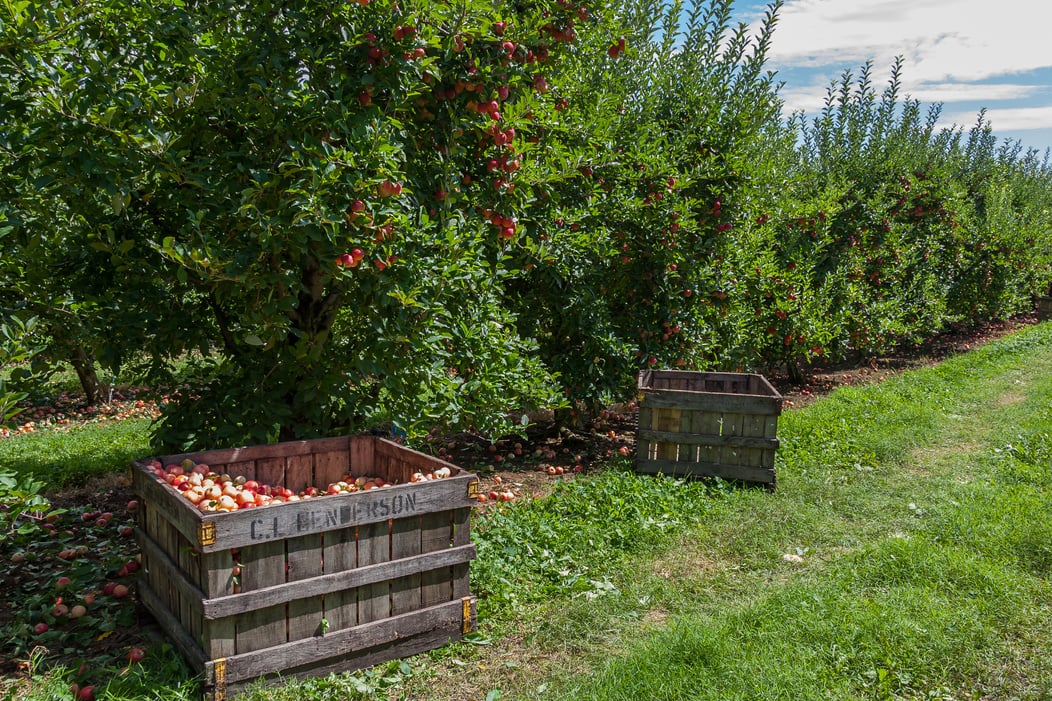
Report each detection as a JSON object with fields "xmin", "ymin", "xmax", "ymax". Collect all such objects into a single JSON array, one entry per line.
[
  {"xmin": 0, "ymin": 417, "xmax": 153, "ymax": 487},
  {"xmin": 4, "ymin": 323, "xmax": 1051, "ymax": 700}
]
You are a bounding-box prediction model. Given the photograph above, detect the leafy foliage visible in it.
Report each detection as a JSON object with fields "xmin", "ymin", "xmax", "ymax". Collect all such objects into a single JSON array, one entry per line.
[{"xmin": 2, "ymin": 0, "xmax": 1051, "ymax": 450}]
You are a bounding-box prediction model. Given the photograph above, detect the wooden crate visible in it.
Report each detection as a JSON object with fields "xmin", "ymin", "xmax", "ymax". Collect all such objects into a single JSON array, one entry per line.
[
  {"xmin": 635, "ymin": 370, "xmax": 782, "ymax": 489},
  {"xmin": 131, "ymin": 435, "xmax": 479, "ymax": 700},
  {"xmin": 1036, "ymin": 296, "xmax": 1052, "ymax": 321}
]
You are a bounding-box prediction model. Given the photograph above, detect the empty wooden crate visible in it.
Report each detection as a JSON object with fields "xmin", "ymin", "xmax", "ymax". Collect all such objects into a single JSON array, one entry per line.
[
  {"xmin": 131, "ymin": 435, "xmax": 479, "ymax": 700},
  {"xmin": 1037, "ymin": 296, "xmax": 1052, "ymax": 321},
  {"xmin": 635, "ymin": 370, "xmax": 783, "ymax": 489}
]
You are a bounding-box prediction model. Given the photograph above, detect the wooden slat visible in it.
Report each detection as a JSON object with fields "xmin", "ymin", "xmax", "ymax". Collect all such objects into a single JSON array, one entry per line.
[
  {"xmin": 221, "ymin": 461, "xmax": 257, "ymax": 481},
  {"xmin": 390, "ymin": 516, "xmax": 422, "ymax": 615},
  {"xmin": 138, "ymin": 579, "xmax": 208, "ymax": 671},
  {"xmin": 420, "ymin": 510, "xmax": 452, "ymax": 606},
  {"xmin": 285, "ymin": 454, "xmax": 314, "ymax": 495},
  {"xmin": 162, "ymin": 518, "xmax": 181, "ymax": 616},
  {"xmin": 357, "ymin": 520, "xmax": 391, "ymax": 624},
  {"xmin": 137, "ymin": 529, "xmax": 205, "ymax": 619},
  {"xmin": 286, "ymin": 533, "xmax": 325, "ymax": 640},
  {"xmin": 132, "ymin": 463, "xmax": 204, "ymax": 550},
  {"xmin": 199, "ymin": 475, "xmax": 475, "ymax": 552},
  {"xmin": 234, "ymin": 540, "xmax": 287, "ymax": 653},
  {"xmin": 641, "ymin": 389, "xmax": 781, "ymax": 414},
  {"xmin": 321, "ymin": 527, "xmax": 358, "ymax": 632},
  {"xmin": 201, "ymin": 544, "xmax": 476, "ymax": 620},
  {"xmin": 637, "ymin": 403, "xmax": 654, "ymax": 461},
  {"xmin": 255, "ymin": 457, "xmax": 286, "ymax": 492},
  {"xmin": 637, "ymin": 429, "xmax": 779, "ymax": 450},
  {"xmin": 348, "ymin": 435, "xmax": 374, "ymax": 476},
  {"xmin": 653, "ymin": 408, "xmax": 681, "ymax": 461},
  {"xmin": 154, "ymin": 437, "xmax": 351, "ymax": 473},
  {"xmin": 206, "ymin": 623, "xmax": 464, "ymax": 701},
  {"xmin": 451, "ymin": 508, "xmax": 472, "ymax": 599},
  {"xmin": 313, "ymin": 450, "xmax": 348, "ymax": 490},
  {"xmin": 212, "ymin": 599, "xmax": 471, "ymax": 685},
  {"xmin": 201, "ymin": 550, "xmax": 236, "ymax": 658},
  {"xmin": 634, "ymin": 458, "xmax": 775, "ymax": 484}
]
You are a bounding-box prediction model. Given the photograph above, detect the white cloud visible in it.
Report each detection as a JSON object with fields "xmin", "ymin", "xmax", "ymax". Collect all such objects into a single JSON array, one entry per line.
[
  {"xmin": 769, "ymin": 0, "xmax": 1052, "ymax": 84},
  {"xmin": 905, "ymin": 83, "xmax": 1042, "ymax": 104},
  {"xmin": 777, "ymin": 81, "xmax": 1043, "ymax": 116},
  {"xmin": 939, "ymin": 105, "xmax": 1052, "ymax": 134}
]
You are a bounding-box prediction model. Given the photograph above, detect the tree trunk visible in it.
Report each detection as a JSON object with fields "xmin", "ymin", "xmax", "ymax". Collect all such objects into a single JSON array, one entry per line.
[{"xmin": 69, "ymin": 345, "xmax": 103, "ymax": 405}]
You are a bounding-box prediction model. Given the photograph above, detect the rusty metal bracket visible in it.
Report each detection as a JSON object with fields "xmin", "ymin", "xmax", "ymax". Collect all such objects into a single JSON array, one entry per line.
[
  {"xmin": 461, "ymin": 596, "xmax": 474, "ymax": 634},
  {"xmin": 198, "ymin": 522, "xmax": 217, "ymax": 547},
  {"xmin": 213, "ymin": 658, "xmax": 226, "ymax": 700}
]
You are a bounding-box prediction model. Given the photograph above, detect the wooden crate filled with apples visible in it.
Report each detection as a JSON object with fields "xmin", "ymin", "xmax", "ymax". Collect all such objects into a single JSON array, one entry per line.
[{"xmin": 131, "ymin": 434, "xmax": 479, "ymax": 701}]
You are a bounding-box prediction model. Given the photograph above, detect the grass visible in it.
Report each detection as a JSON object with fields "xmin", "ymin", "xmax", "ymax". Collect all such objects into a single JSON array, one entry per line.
[
  {"xmin": 3, "ymin": 323, "xmax": 1052, "ymax": 700},
  {"xmin": 0, "ymin": 417, "xmax": 153, "ymax": 488},
  {"xmin": 400, "ymin": 322, "xmax": 1052, "ymax": 700}
]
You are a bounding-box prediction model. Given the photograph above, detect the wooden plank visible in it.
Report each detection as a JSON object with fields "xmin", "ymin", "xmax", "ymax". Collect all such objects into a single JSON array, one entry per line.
[
  {"xmin": 721, "ymin": 412, "xmax": 745, "ymax": 467},
  {"xmin": 634, "ymin": 458, "xmax": 775, "ymax": 484},
  {"xmin": 175, "ymin": 528, "xmax": 198, "ymax": 644},
  {"xmin": 321, "ymin": 526, "xmax": 358, "ymax": 632},
  {"xmin": 201, "ymin": 544, "xmax": 476, "ymax": 620},
  {"xmin": 636, "ymin": 404, "xmax": 655, "ymax": 463},
  {"xmin": 255, "ymin": 457, "xmax": 286, "ymax": 492},
  {"xmin": 357, "ymin": 520, "xmax": 391, "ymax": 624},
  {"xmin": 201, "ymin": 550, "xmax": 236, "ymax": 658},
  {"xmin": 161, "ymin": 518, "xmax": 182, "ymax": 616},
  {"xmin": 420, "ymin": 510, "xmax": 452, "ymax": 606},
  {"xmin": 313, "ymin": 450, "xmax": 348, "ymax": 490},
  {"xmin": 451, "ymin": 508, "xmax": 471, "ymax": 599},
  {"xmin": 641, "ymin": 390, "xmax": 781, "ymax": 414},
  {"xmin": 234, "ymin": 539, "xmax": 288, "ymax": 653},
  {"xmin": 677, "ymin": 408, "xmax": 696, "ymax": 463},
  {"xmin": 200, "ymin": 475, "xmax": 476, "ymax": 552},
  {"xmin": 286, "ymin": 533, "xmax": 326, "ymax": 641},
  {"xmin": 154, "ymin": 436, "xmax": 352, "ymax": 473},
  {"xmin": 348, "ymin": 434, "xmax": 374, "ymax": 476},
  {"xmin": 138, "ymin": 578, "xmax": 208, "ymax": 672},
  {"xmin": 132, "ymin": 464, "xmax": 204, "ymax": 550},
  {"xmin": 285, "ymin": 454, "xmax": 314, "ymax": 495},
  {"xmin": 206, "ymin": 617, "xmax": 468, "ymax": 700},
  {"xmin": 742, "ymin": 412, "xmax": 769, "ymax": 468},
  {"xmin": 141, "ymin": 501, "xmax": 165, "ymax": 609},
  {"xmin": 639, "ymin": 370, "xmax": 778, "ymax": 390},
  {"xmin": 636, "ymin": 429, "xmax": 779, "ymax": 450},
  {"xmin": 653, "ymin": 408, "xmax": 681, "ymax": 461},
  {"xmin": 137, "ymin": 529, "xmax": 205, "ymax": 619},
  {"xmin": 390, "ymin": 515, "xmax": 422, "ymax": 615},
  {"xmin": 374, "ymin": 438, "xmax": 461, "ymax": 474},
  {"xmin": 215, "ymin": 599, "xmax": 469, "ymax": 685}
]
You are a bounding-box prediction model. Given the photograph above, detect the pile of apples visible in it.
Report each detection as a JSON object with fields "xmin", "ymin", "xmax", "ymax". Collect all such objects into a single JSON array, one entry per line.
[{"xmin": 146, "ymin": 459, "xmax": 454, "ymax": 513}]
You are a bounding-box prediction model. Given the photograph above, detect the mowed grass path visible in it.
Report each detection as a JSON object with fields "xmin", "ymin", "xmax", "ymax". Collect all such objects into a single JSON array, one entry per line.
[{"xmin": 401, "ymin": 323, "xmax": 1052, "ymax": 701}]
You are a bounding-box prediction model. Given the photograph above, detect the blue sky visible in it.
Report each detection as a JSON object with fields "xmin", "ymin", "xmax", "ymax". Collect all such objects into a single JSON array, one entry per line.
[{"xmin": 734, "ymin": 0, "xmax": 1052, "ymax": 157}]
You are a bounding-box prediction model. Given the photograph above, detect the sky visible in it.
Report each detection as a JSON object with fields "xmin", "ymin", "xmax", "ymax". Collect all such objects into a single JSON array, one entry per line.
[{"xmin": 735, "ymin": 0, "xmax": 1052, "ymax": 157}]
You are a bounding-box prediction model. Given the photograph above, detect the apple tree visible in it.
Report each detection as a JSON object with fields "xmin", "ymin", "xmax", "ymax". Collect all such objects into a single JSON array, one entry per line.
[{"xmin": 1, "ymin": 0, "xmax": 600, "ymax": 448}]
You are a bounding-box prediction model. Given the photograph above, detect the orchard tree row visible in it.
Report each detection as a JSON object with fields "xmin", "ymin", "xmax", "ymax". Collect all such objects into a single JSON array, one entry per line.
[{"xmin": 2, "ymin": 0, "xmax": 1051, "ymax": 450}]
